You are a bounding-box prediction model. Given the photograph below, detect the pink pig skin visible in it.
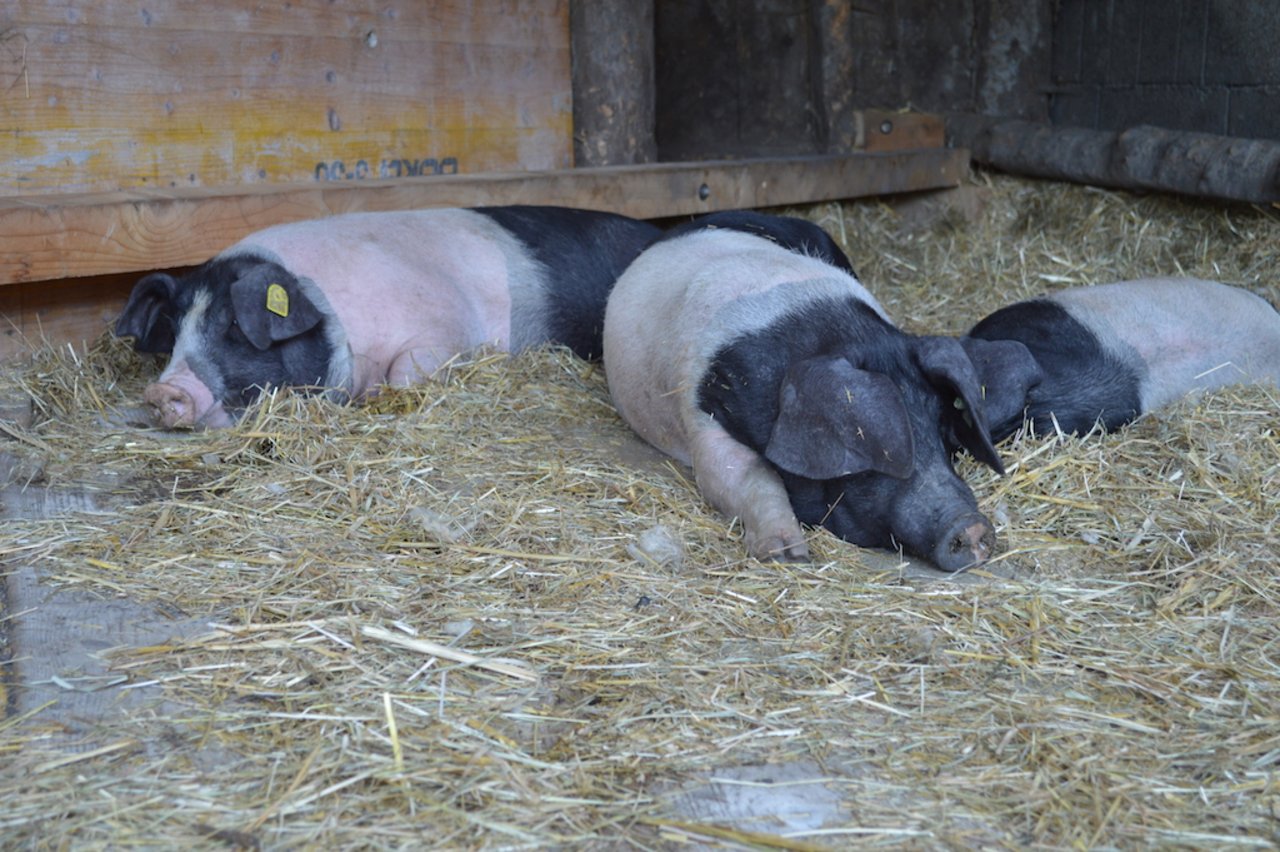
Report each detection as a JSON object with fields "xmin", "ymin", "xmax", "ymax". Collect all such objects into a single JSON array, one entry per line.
[
  {"xmin": 225, "ymin": 209, "xmax": 531, "ymax": 398},
  {"xmin": 144, "ymin": 363, "xmax": 236, "ymax": 430}
]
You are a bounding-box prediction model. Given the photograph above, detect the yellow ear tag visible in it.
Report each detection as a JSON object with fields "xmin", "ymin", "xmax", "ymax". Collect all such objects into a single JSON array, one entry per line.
[{"xmin": 266, "ymin": 283, "xmax": 290, "ymax": 317}]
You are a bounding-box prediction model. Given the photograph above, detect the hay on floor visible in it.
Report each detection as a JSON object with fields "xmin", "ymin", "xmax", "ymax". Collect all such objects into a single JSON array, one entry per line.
[{"xmin": 1, "ymin": 170, "xmax": 1278, "ymax": 848}]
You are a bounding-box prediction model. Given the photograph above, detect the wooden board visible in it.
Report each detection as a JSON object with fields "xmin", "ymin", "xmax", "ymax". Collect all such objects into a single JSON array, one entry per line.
[
  {"xmin": 651, "ymin": 2, "xmax": 946, "ymax": 159},
  {"xmin": 858, "ymin": 110, "xmax": 946, "ymax": 152},
  {"xmin": 655, "ymin": 0, "xmax": 820, "ymax": 159},
  {"xmin": 0, "ymin": 1, "xmax": 572, "ymax": 195},
  {"xmin": 0, "ymin": 150, "xmax": 969, "ymax": 285}
]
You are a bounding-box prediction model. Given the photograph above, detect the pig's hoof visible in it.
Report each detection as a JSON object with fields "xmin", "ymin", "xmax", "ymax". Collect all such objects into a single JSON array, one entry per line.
[{"xmin": 750, "ymin": 535, "xmax": 810, "ymax": 564}]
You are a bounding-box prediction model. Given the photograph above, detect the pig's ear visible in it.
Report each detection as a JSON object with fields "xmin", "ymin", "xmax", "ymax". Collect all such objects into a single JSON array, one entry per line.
[
  {"xmin": 229, "ymin": 267, "xmax": 325, "ymax": 350},
  {"xmin": 765, "ymin": 355, "xmax": 915, "ymax": 480},
  {"xmin": 915, "ymin": 336, "xmax": 1008, "ymax": 474},
  {"xmin": 116, "ymin": 272, "xmax": 179, "ymax": 353},
  {"xmin": 957, "ymin": 336, "xmax": 1043, "ymax": 445}
]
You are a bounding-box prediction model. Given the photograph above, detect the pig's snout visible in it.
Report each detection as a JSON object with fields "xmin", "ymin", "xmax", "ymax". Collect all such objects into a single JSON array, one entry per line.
[
  {"xmin": 145, "ymin": 381, "xmax": 199, "ymax": 429},
  {"xmin": 142, "ymin": 364, "xmax": 234, "ymax": 429},
  {"xmin": 933, "ymin": 512, "xmax": 996, "ymax": 572}
]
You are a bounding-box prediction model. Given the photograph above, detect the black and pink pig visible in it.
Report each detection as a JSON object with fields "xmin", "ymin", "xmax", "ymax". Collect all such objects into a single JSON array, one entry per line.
[
  {"xmin": 963, "ymin": 277, "xmax": 1280, "ymax": 441},
  {"xmin": 116, "ymin": 206, "xmax": 660, "ymax": 428},
  {"xmin": 602, "ymin": 212, "xmax": 1007, "ymax": 572}
]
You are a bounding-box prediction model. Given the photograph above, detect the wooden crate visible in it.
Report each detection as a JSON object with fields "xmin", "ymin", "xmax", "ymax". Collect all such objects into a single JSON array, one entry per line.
[{"xmin": 1, "ymin": 0, "xmax": 572, "ymax": 195}]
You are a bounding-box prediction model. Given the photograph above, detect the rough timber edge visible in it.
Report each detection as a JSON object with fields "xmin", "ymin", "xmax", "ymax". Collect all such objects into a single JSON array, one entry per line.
[{"xmin": 0, "ymin": 149, "xmax": 968, "ymax": 286}]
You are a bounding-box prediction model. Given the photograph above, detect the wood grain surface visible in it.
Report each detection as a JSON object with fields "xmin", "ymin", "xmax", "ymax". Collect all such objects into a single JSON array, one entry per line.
[{"xmin": 0, "ymin": 1, "xmax": 572, "ymax": 195}]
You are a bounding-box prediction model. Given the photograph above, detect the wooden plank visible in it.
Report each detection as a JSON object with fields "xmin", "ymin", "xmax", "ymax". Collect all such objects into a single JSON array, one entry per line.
[
  {"xmin": 0, "ymin": 150, "xmax": 970, "ymax": 285},
  {"xmin": 0, "ymin": 1, "xmax": 571, "ymax": 195},
  {"xmin": 0, "ymin": 150, "xmax": 969, "ymax": 359},
  {"xmin": 816, "ymin": 0, "xmax": 859, "ymax": 152},
  {"xmin": 858, "ymin": 110, "xmax": 947, "ymax": 152}
]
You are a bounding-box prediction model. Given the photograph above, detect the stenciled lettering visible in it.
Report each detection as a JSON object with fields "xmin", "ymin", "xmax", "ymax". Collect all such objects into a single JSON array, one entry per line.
[{"xmin": 314, "ymin": 156, "xmax": 461, "ymax": 182}]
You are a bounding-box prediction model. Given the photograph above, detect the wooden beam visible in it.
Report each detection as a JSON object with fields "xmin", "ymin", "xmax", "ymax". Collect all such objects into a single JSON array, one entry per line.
[
  {"xmin": 948, "ymin": 114, "xmax": 1280, "ymax": 204},
  {"xmin": 0, "ymin": 150, "xmax": 968, "ymax": 285}
]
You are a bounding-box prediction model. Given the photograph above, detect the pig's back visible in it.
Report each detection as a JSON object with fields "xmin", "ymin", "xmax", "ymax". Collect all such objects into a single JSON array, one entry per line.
[
  {"xmin": 470, "ymin": 207, "xmax": 661, "ymax": 359},
  {"xmin": 225, "ymin": 210, "xmax": 538, "ymax": 386},
  {"xmin": 603, "ymin": 229, "xmax": 884, "ymax": 461},
  {"xmin": 232, "ymin": 209, "xmax": 526, "ymax": 336},
  {"xmin": 1052, "ymin": 278, "xmax": 1280, "ymax": 410}
]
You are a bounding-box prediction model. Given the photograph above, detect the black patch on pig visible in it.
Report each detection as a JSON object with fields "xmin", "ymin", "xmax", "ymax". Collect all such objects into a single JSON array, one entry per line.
[
  {"xmin": 697, "ymin": 296, "xmax": 997, "ymax": 564},
  {"xmin": 473, "ymin": 206, "xmax": 661, "ymax": 360},
  {"xmin": 957, "ymin": 336, "xmax": 1044, "ymax": 442},
  {"xmin": 914, "ymin": 336, "xmax": 1005, "ymax": 473},
  {"xmin": 116, "ymin": 272, "xmax": 181, "ymax": 353},
  {"xmin": 117, "ymin": 253, "xmax": 336, "ymax": 414},
  {"xmin": 229, "ymin": 264, "xmax": 325, "ymax": 350},
  {"xmin": 657, "ymin": 211, "xmax": 858, "ymax": 278},
  {"xmin": 967, "ymin": 298, "xmax": 1143, "ymax": 440},
  {"xmin": 764, "ymin": 355, "xmax": 915, "ymax": 481}
]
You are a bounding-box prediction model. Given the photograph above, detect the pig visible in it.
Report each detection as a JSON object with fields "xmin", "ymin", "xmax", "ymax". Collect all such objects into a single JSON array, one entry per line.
[
  {"xmin": 115, "ymin": 206, "xmax": 661, "ymax": 429},
  {"xmin": 962, "ymin": 277, "xmax": 1280, "ymax": 442},
  {"xmin": 602, "ymin": 211, "xmax": 1007, "ymax": 571}
]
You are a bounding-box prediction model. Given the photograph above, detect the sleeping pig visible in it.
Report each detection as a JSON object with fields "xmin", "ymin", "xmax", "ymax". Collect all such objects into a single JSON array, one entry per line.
[
  {"xmin": 115, "ymin": 206, "xmax": 661, "ymax": 428},
  {"xmin": 962, "ymin": 277, "xmax": 1280, "ymax": 441},
  {"xmin": 602, "ymin": 211, "xmax": 1007, "ymax": 571}
]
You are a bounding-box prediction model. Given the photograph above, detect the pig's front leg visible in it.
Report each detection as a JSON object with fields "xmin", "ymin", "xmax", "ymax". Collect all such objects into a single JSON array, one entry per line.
[
  {"xmin": 687, "ymin": 417, "xmax": 809, "ymax": 562},
  {"xmin": 385, "ymin": 349, "xmax": 445, "ymax": 388}
]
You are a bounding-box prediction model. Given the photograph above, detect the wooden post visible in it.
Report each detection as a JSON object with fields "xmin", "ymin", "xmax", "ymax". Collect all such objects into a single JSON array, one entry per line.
[
  {"xmin": 570, "ymin": 0, "xmax": 657, "ymax": 166},
  {"xmin": 813, "ymin": 0, "xmax": 859, "ymax": 153}
]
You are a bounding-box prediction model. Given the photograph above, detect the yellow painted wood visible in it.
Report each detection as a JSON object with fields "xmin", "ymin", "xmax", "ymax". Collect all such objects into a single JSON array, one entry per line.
[{"xmin": 0, "ymin": 0, "xmax": 572, "ymax": 194}]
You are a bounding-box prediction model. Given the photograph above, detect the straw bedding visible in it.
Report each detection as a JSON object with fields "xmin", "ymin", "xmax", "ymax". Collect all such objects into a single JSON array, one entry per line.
[{"xmin": 1, "ymin": 171, "xmax": 1278, "ymax": 848}]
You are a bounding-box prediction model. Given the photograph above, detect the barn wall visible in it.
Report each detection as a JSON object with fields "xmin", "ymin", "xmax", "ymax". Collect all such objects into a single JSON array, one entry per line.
[
  {"xmin": 843, "ymin": 0, "xmax": 1053, "ymax": 121},
  {"xmin": 653, "ymin": 0, "xmax": 1053, "ymax": 161},
  {"xmin": 0, "ymin": 1, "xmax": 574, "ymax": 196},
  {"xmin": 1051, "ymin": 0, "xmax": 1280, "ymax": 139},
  {"xmin": 654, "ymin": 0, "xmax": 825, "ymax": 160}
]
